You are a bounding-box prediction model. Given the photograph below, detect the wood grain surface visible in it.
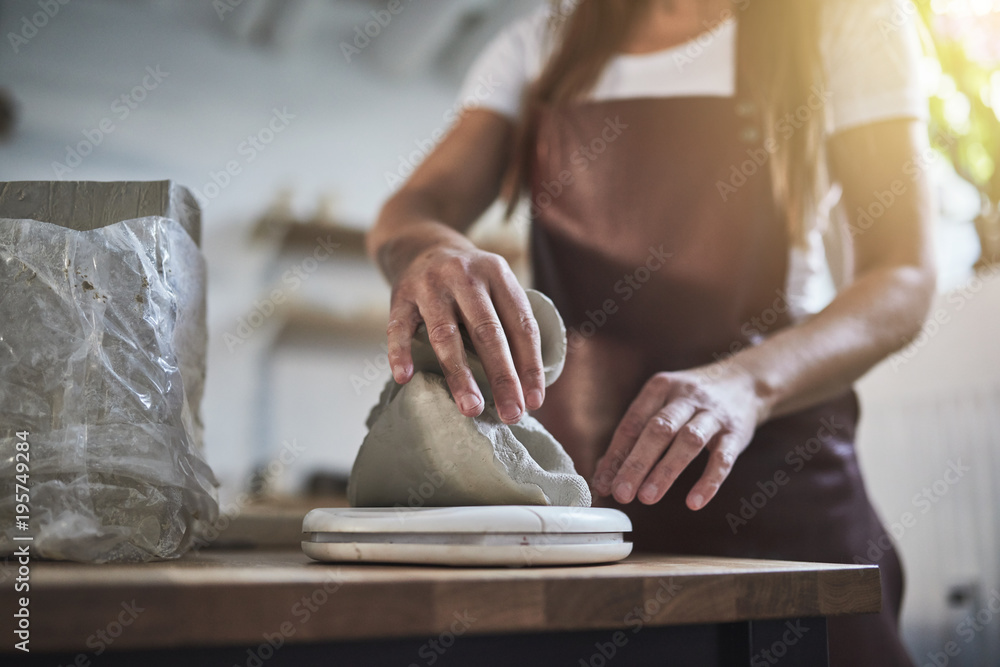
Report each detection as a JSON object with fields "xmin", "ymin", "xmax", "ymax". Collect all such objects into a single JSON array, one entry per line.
[{"xmin": 0, "ymin": 550, "xmax": 881, "ymax": 652}]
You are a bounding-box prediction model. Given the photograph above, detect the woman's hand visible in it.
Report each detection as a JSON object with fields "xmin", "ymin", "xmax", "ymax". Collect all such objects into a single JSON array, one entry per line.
[
  {"xmin": 592, "ymin": 365, "xmax": 769, "ymax": 510},
  {"xmin": 386, "ymin": 242, "xmax": 546, "ymax": 425}
]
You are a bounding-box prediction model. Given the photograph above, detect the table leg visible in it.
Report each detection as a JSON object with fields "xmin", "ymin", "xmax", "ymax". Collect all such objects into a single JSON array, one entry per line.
[{"xmin": 745, "ymin": 617, "xmax": 829, "ymax": 666}]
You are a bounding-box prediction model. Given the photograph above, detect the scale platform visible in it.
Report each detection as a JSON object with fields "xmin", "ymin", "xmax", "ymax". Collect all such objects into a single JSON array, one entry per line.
[{"xmin": 302, "ymin": 505, "xmax": 633, "ymax": 567}]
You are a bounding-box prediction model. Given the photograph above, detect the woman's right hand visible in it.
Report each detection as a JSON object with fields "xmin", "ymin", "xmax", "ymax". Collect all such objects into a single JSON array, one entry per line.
[
  {"xmin": 366, "ymin": 109, "xmax": 533, "ymax": 422},
  {"xmin": 386, "ymin": 242, "xmax": 546, "ymax": 425}
]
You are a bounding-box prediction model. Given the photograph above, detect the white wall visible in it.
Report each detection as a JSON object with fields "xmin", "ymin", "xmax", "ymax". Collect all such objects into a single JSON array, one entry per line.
[{"xmin": 856, "ymin": 270, "xmax": 1000, "ymax": 665}]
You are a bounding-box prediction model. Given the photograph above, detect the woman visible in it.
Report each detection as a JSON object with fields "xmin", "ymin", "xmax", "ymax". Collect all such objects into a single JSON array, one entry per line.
[{"xmin": 367, "ymin": 0, "xmax": 934, "ymax": 664}]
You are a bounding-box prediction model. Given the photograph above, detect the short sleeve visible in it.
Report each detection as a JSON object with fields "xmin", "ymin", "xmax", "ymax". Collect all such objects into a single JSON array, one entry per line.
[
  {"xmin": 821, "ymin": 0, "xmax": 929, "ymax": 135},
  {"xmin": 455, "ymin": 8, "xmax": 552, "ymax": 120}
]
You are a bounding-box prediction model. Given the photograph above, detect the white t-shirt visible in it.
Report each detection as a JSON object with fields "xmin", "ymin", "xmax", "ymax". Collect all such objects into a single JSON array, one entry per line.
[{"xmin": 457, "ymin": 0, "xmax": 929, "ymax": 318}]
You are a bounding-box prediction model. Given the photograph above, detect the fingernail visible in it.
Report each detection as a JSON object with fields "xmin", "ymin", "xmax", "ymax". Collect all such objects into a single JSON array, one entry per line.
[
  {"xmin": 458, "ymin": 394, "xmax": 481, "ymax": 414},
  {"xmin": 614, "ymin": 482, "xmax": 633, "ymax": 501},
  {"xmin": 392, "ymin": 364, "xmax": 411, "ymax": 384},
  {"xmin": 689, "ymin": 493, "xmax": 704, "ymax": 510},
  {"xmin": 639, "ymin": 484, "xmax": 658, "ymax": 502},
  {"xmin": 526, "ymin": 389, "xmax": 543, "ymax": 410},
  {"xmin": 499, "ymin": 401, "xmax": 521, "ymax": 423}
]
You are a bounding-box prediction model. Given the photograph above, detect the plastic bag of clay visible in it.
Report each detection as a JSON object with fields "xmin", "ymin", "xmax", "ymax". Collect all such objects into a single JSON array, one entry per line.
[
  {"xmin": 348, "ymin": 289, "xmax": 592, "ymax": 508},
  {"xmin": 0, "ymin": 213, "xmax": 218, "ymax": 562}
]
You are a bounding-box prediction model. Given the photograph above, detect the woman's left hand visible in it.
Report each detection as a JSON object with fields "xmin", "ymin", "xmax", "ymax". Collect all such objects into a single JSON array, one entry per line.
[{"xmin": 592, "ymin": 365, "xmax": 769, "ymax": 510}]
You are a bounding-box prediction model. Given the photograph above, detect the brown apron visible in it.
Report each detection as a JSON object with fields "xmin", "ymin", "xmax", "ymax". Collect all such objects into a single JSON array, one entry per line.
[{"xmin": 528, "ymin": 31, "xmax": 915, "ymax": 667}]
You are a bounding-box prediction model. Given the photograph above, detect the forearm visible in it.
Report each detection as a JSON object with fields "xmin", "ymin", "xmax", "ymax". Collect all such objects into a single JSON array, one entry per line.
[
  {"xmin": 366, "ymin": 110, "xmax": 513, "ymax": 284},
  {"xmin": 368, "ymin": 181, "xmax": 544, "ymax": 423},
  {"xmin": 726, "ymin": 262, "xmax": 935, "ymax": 422},
  {"xmin": 366, "ymin": 190, "xmax": 478, "ymax": 284}
]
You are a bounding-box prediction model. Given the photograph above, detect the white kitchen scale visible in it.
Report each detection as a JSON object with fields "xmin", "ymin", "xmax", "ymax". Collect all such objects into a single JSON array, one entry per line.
[{"xmin": 302, "ymin": 505, "xmax": 633, "ymax": 567}]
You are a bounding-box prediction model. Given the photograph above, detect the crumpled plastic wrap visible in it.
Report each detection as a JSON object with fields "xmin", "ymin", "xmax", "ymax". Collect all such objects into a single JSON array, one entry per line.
[
  {"xmin": 348, "ymin": 289, "xmax": 592, "ymax": 508},
  {"xmin": 0, "ymin": 215, "xmax": 218, "ymax": 562}
]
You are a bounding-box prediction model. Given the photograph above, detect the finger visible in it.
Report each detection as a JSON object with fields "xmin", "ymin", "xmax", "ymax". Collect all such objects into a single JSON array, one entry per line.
[
  {"xmin": 610, "ymin": 400, "xmax": 699, "ymax": 504},
  {"xmin": 491, "ymin": 272, "xmax": 545, "ymax": 411},
  {"xmin": 637, "ymin": 411, "xmax": 722, "ymax": 505},
  {"xmin": 420, "ymin": 298, "xmax": 484, "ymax": 418},
  {"xmin": 593, "ymin": 376, "xmax": 676, "ymax": 495},
  {"xmin": 453, "ymin": 287, "xmax": 524, "ymax": 424},
  {"xmin": 686, "ymin": 432, "xmax": 742, "ymax": 510},
  {"xmin": 386, "ymin": 300, "xmax": 421, "ymax": 384}
]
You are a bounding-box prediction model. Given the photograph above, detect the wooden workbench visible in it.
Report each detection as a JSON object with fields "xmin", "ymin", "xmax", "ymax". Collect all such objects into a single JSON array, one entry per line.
[{"xmin": 1, "ymin": 549, "xmax": 881, "ymax": 666}]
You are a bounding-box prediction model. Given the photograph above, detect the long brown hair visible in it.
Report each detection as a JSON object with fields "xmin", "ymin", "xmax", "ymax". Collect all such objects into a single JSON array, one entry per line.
[{"xmin": 504, "ymin": 0, "xmax": 825, "ymax": 246}]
